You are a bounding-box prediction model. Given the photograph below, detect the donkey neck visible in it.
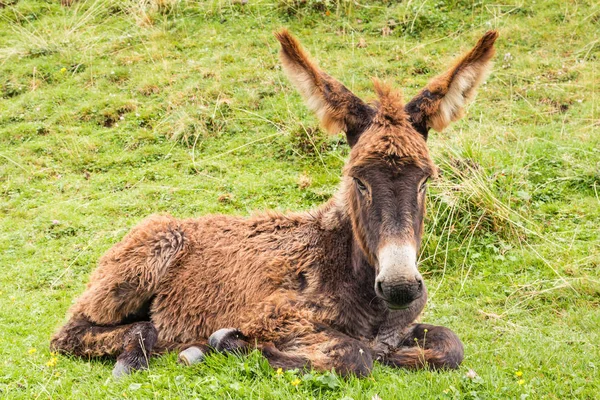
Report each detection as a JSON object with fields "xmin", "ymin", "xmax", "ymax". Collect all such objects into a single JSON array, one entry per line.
[{"xmin": 315, "ymin": 186, "xmax": 377, "ymax": 281}]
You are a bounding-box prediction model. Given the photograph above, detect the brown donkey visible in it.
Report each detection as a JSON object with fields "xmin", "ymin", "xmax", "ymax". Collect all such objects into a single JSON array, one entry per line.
[{"xmin": 51, "ymin": 29, "xmax": 498, "ymax": 378}]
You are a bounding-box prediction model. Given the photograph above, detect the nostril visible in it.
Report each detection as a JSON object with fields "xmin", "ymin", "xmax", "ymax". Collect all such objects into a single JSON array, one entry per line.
[
  {"xmin": 376, "ymin": 281, "xmax": 384, "ymax": 295},
  {"xmin": 416, "ymin": 276, "xmax": 423, "ymax": 290}
]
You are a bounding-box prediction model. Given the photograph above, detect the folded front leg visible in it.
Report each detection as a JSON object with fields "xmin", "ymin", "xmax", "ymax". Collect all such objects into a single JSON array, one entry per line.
[
  {"xmin": 265, "ymin": 326, "xmax": 374, "ymax": 377},
  {"xmin": 383, "ymin": 323, "xmax": 464, "ymax": 370},
  {"xmin": 208, "ymin": 324, "xmax": 373, "ymax": 377}
]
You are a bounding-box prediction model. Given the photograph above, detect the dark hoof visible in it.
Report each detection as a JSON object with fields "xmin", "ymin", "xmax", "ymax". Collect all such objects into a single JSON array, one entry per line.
[
  {"xmin": 208, "ymin": 328, "xmax": 249, "ymax": 353},
  {"xmin": 113, "ymin": 350, "xmax": 149, "ymax": 379},
  {"xmin": 178, "ymin": 346, "xmax": 206, "ymax": 366},
  {"xmin": 112, "ymin": 359, "xmax": 131, "ymax": 379}
]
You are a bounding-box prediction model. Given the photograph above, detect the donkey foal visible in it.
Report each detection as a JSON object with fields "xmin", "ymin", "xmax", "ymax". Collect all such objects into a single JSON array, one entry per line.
[{"xmin": 51, "ymin": 29, "xmax": 498, "ymax": 378}]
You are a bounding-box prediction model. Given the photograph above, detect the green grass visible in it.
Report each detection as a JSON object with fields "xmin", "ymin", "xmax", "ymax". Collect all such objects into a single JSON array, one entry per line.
[{"xmin": 1, "ymin": 0, "xmax": 599, "ymax": 398}]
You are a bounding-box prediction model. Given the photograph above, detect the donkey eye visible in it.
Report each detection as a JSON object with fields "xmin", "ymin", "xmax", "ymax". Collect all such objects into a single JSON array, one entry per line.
[{"xmin": 354, "ymin": 178, "xmax": 367, "ymax": 193}]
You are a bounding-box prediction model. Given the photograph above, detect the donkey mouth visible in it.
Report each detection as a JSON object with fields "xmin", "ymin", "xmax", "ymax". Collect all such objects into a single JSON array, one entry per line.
[
  {"xmin": 377, "ymin": 287, "xmax": 424, "ymax": 310},
  {"xmin": 383, "ymin": 299, "xmax": 413, "ymax": 310},
  {"xmin": 386, "ymin": 303, "xmax": 411, "ymax": 310}
]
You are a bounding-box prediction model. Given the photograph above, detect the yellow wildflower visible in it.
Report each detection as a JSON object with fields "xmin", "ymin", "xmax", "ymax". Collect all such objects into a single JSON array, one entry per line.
[
  {"xmin": 290, "ymin": 378, "xmax": 301, "ymax": 386},
  {"xmin": 276, "ymin": 368, "xmax": 283, "ymax": 375},
  {"xmin": 28, "ymin": 348, "xmax": 37, "ymax": 354},
  {"xmin": 518, "ymin": 379, "xmax": 525, "ymax": 385},
  {"xmin": 515, "ymin": 370, "xmax": 523, "ymax": 377},
  {"xmin": 60, "ymin": 67, "xmax": 67, "ymax": 73},
  {"xmin": 46, "ymin": 356, "xmax": 58, "ymax": 367}
]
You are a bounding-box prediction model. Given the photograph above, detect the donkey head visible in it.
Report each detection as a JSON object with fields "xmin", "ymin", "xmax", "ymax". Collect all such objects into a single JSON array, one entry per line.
[{"xmin": 276, "ymin": 29, "xmax": 497, "ymax": 309}]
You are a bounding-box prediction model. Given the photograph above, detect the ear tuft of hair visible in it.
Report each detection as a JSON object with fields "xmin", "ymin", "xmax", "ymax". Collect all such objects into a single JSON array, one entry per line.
[{"xmin": 372, "ymin": 79, "xmax": 408, "ymax": 126}]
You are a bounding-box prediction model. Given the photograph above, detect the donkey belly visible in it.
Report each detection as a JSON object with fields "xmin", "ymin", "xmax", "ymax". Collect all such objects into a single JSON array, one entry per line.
[
  {"xmin": 150, "ymin": 271, "xmax": 274, "ymax": 343},
  {"xmin": 149, "ymin": 237, "xmax": 281, "ymax": 343}
]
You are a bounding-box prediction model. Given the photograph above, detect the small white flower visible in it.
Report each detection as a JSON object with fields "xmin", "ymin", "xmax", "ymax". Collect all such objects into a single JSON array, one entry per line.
[{"xmin": 465, "ymin": 369, "xmax": 478, "ymax": 379}]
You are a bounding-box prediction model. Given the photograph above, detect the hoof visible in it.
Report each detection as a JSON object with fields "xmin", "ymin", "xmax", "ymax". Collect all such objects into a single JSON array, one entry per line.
[
  {"xmin": 209, "ymin": 328, "xmax": 237, "ymax": 349},
  {"xmin": 112, "ymin": 360, "xmax": 131, "ymax": 379},
  {"xmin": 208, "ymin": 328, "xmax": 249, "ymax": 353},
  {"xmin": 178, "ymin": 346, "xmax": 205, "ymax": 366},
  {"xmin": 113, "ymin": 349, "xmax": 149, "ymax": 379}
]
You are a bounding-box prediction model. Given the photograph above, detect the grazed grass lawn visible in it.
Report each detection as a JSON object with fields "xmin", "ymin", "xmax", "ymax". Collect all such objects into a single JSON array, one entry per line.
[{"xmin": 1, "ymin": 0, "xmax": 599, "ymax": 398}]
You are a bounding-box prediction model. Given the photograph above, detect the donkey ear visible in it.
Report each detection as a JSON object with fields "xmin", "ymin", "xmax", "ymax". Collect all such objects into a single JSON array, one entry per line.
[
  {"xmin": 405, "ymin": 31, "xmax": 498, "ymax": 139},
  {"xmin": 275, "ymin": 29, "xmax": 375, "ymax": 147}
]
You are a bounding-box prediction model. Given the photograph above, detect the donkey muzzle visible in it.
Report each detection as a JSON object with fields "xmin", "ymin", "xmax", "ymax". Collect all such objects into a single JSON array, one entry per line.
[{"xmin": 375, "ymin": 243, "xmax": 424, "ymax": 309}]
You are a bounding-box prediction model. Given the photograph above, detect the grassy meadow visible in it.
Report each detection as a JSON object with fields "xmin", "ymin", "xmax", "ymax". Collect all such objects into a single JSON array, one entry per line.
[{"xmin": 1, "ymin": 0, "xmax": 599, "ymax": 398}]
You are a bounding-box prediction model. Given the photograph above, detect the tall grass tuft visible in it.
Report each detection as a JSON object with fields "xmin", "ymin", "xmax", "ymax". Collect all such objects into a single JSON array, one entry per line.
[
  {"xmin": 428, "ymin": 148, "xmax": 538, "ymax": 244},
  {"xmin": 124, "ymin": 0, "xmax": 181, "ymax": 26}
]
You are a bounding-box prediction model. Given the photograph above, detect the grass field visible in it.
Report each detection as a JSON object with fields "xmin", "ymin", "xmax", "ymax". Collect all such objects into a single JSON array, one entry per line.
[{"xmin": 1, "ymin": 0, "xmax": 599, "ymax": 398}]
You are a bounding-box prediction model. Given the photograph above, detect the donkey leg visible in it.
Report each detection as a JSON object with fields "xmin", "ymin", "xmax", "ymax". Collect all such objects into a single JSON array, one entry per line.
[
  {"xmin": 383, "ymin": 323, "xmax": 464, "ymax": 370},
  {"xmin": 71, "ymin": 214, "xmax": 185, "ymax": 325},
  {"xmin": 50, "ymin": 318, "xmax": 158, "ymax": 378},
  {"xmin": 267, "ymin": 331, "xmax": 374, "ymax": 376},
  {"xmin": 208, "ymin": 325, "xmax": 371, "ymax": 376},
  {"xmin": 274, "ymin": 328, "xmax": 373, "ymax": 377},
  {"xmin": 113, "ymin": 322, "xmax": 159, "ymax": 378},
  {"xmin": 51, "ymin": 216, "xmax": 186, "ymax": 377},
  {"xmin": 259, "ymin": 342, "xmax": 311, "ymax": 370},
  {"xmin": 205, "ymin": 328, "xmax": 312, "ymax": 371}
]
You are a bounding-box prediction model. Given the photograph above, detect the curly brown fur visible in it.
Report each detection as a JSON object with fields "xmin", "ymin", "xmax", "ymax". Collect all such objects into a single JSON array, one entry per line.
[{"xmin": 52, "ymin": 30, "xmax": 497, "ymax": 377}]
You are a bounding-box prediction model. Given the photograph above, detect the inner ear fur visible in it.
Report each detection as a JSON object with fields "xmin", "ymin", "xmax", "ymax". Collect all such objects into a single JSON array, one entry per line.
[
  {"xmin": 405, "ymin": 31, "xmax": 499, "ymax": 138},
  {"xmin": 275, "ymin": 29, "xmax": 375, "ymax": 147}
]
